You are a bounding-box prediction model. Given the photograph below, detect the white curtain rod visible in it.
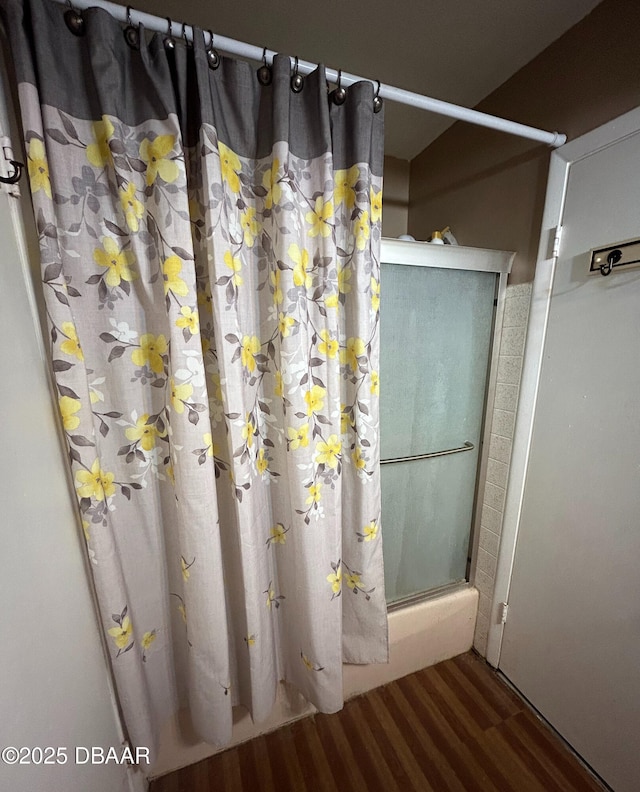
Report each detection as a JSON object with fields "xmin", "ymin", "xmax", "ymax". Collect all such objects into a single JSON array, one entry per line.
[{"xmin": 56, "ymin": 0, "xmax": 567, "ymax": 149}]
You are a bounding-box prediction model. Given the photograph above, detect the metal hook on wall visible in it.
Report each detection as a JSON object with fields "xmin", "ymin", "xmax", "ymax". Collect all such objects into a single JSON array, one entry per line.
[{"xmin": 0, "ymin": 159, "xmax": 23, "ymax": 186}]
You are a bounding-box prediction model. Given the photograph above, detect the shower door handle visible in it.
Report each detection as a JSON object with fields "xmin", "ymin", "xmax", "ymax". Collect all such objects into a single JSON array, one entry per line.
[{"xmin": 380, "ymin": 441, "xmax": 474, "ymax": 465}]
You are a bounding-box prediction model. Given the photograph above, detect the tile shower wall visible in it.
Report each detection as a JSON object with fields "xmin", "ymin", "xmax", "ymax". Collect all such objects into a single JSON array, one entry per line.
[{"xmin": 473, "ymin": 281, "xmax": 532, "ymax": 656}]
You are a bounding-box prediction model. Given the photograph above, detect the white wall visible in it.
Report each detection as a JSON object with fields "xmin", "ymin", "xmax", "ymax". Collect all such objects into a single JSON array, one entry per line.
[{"xmin": 0, "ymin": 178, "xmax": 139, "ymax": 790}]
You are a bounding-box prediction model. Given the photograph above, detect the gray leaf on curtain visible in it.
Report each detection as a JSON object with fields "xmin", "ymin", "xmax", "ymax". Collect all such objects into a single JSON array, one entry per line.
[{"xmin": 2, "ymin": 0, "xmax": 388, "ymax": 753}]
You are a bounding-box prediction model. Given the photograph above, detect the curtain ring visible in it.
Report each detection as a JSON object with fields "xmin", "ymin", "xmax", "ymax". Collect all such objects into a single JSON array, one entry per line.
[
  {"xmin": 164, "ymin": 17, "xmax": 175, "ymax": 50},
  {"xmin": 124, "ymin": 6, "xmax": 139, "ymax": 49},
  {"xmin": 291, "ymin": 55, "xmax": 304, "ymax": 93},
  {"xmin": 182, "ymin": 22, "xmax": 192, "ymax": 48},
  {"xmin": 64, "ymin": 1, "xmax": 85, "ymax": 36},
  {"xmin": 257, "ymin": 46, "xmax": 272, "ymax": 86},
  {"xmin": 207, "ymin": 30, "xmax": 220, "ymax": 69},
  {"xmin": 373, "ymin": 80, "xmax": 383, "ymax": 113},
  {"xmin": 331, "ymin": 68, "xmax": 347, "ymax": 105}
]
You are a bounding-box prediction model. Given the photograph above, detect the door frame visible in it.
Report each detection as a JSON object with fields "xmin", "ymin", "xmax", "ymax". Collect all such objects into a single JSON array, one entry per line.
[{"xmin": 487, "ymin": 105, "xmax": 640, "ymax": 667}]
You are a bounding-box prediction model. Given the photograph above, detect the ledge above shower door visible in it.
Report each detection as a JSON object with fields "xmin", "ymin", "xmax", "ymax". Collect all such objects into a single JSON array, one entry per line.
[{"xmin": 379, "ymin": 238, "xmax": 513, "ymax": 607}]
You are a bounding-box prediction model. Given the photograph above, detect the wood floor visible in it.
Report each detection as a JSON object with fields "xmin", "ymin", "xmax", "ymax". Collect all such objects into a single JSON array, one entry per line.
[{"xmin": 150, "ymin": 651, "xmax": 604, "ymax": 792}]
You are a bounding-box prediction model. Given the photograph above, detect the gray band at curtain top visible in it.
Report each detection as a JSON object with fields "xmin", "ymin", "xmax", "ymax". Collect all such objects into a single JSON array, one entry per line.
[{"xmin": 1, "ymin": 0, "xmax": 384, "ymax": 174}]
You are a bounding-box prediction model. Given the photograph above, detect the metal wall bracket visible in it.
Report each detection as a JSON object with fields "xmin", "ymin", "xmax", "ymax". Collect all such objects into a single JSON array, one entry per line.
[
  {"xmin": 0, "ymin": 136, "xmax": 23, "ymax": 195},
  {"xmin": 589, "ymin": 237, "xmax": 640, "ymax": 277}
]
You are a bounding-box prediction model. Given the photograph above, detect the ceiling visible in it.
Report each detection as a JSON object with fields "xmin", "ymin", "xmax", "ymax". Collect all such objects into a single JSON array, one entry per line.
[{"xmin": 122, "ymin": 0, "xmax": 602, "ymax": 160}]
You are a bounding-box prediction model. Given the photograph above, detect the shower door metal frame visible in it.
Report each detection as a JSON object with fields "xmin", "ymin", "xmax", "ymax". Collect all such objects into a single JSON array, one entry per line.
[{"xmin": 380, "ymin": 238, "xmax": 514, "ymax": 609}]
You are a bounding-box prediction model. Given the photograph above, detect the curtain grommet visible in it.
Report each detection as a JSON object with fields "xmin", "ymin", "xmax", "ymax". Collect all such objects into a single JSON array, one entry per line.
[
  {"xmin": 331, "ymin": 69, "xmax": 347, "ymax": 105},
  {"xmin": 290, "ymin": 56, "xmax": 304, "ymax": 93},
  {"xmin": 373, "ymin": 80, "xmax": 383, "ymax": 113},
  {"xmin": 207, "ymin": 30, "xmax": 220, "ymax": 69},
  {"xmin": 257, "ymin": 48, "xmax": 272, "ymax": 85},
  {"xmin": 164, "ymin": 17, "xmax": 175, "ymax": 50},
  {"xmin": 123, "ymin": 6, "xmax": 139, "ymax": 49},
  {"xmin": 64, "ymin": 6, "xmax": 85, "ymax": 36}
]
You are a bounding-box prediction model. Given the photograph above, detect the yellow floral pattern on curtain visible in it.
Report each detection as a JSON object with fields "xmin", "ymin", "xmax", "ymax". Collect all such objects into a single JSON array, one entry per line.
[{"xmin": 18, "ymin": 73, "xmax": 387, "ymax": 749}]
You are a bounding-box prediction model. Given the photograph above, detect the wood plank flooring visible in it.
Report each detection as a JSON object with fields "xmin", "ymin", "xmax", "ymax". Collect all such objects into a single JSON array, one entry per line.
[{"xmin": 150, "ymin": 651, "xmax": 604, "ymax": 792}]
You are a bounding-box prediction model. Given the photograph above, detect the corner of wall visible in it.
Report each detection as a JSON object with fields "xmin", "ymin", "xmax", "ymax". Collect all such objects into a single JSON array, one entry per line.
[{"xmin": 473, "ymin": 281, "xmax": 532, "ymax": 655}]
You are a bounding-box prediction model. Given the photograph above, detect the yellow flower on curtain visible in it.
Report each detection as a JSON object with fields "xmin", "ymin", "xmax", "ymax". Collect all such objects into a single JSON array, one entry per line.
[
  {"xmin": 362, "ymin": 522, "xmax": 378, "ymax": 542},
  {"xmin": 75, "ymin": 458, "xmax": 116, "ymax": 501},
  {"xmin": 181, "ymin": 556, "xmax": 193, "ymax": 581},
  {"xmin": 108, "ymin": 616, "xmax": 132, "ymax": 650},
  {"xmin": 94, "ymin": 237, "xmax": 136, "ymax": 287},
  {"xmin": 141, "ymin": 630, "xmax": 156, "ymax": 650},
  {"xmin": 27, "ymin": 138, "xmax": 52, "ymax": 199},
  {"xmin": 241, "ymin": 335, "xmax": 261, "ymax": 373},
  {"xmin": 304, "ymin": 385, "xmax": 325, "ymax": 416},
  {"xmin": 327, "ymin": 565, "xmax": 342, "ymax": 594},
  {"xmin": 318, "ymin": 329, "xmax": 338, "ymax": 359},
  {"xmin": 131, "ymin": 334, "xmax": 167, "ymax": 374},
  {"xmin": 306, "ymin": 482, "xmax": 321, "ymax": 504},
  {"xmin": 370, "ymin": 370, "xmax": 380, "ymax": 396},
  {"xmin": 370, "ymin": 187, "xmax": 383, "ymax": 223},
  {"xmin": 270, "ymin": 269, "xmax": 283, "ymax": 305},
  {"xmin": 203, "ymin": 433, "xmax": 218, "ymax": 457},
  {"xmin": 287, "ymin": 424, "xmax": 309, "ymax": 450},
  {"xmin": 340, "ymin": 404, "xmax": 352, "ymax": 434},
  {"xmin": 337, "ymin": 266, "xmax": 351, "ymax": 294},
  {"xmin": 256, "ymin": 448, "xmax": 268, "ymax": 475},
  {"xmin": 305, "ymin": 197, "xmax": 333, "ymax": 238},
  {"xmin": 240, "ymin": 207, "xmax": 261, "ymax": 247},
  {"xmin": 218, "ymin": 142, "xmax": 242, "ymax": 194},
  {"xmin": 355, "ymin": 210, "xmax": 370, "ymax": 251},
  {"xmin": 340, "ymin": 337, "xmax": 366, "ymax": 371},
  {"xmin": 176, "ymin": 306, "xmax": 199, "ymax": 335},
  {"xmin": 334, "ymin": 165, "xmax": 359, "ymax": 209},
  {"xmin": 224, "ymin": 251, "xmax": 243, "ymax": 287},
  {"xmin": 289, "ymin": 244, "xmax": 312, "ymax": 289},
  {"xmin": 60, "ymin": 322, "xmax": 84, "ymax": 360},
  {"xmin": 125, "ymin": 413, "xmax": 164, "ymax": 451},
  {"xmin": 269, "ymin": 523, "xmax": 287, "ymax": 545},
  {"xmin": 262, "ymin": 158, "xmax": 282, "ymax": 210},
  {"xmin": 316, "ymin": 435, "xmax": 342, "ymax": 469},
  {"xmin": 86, "ymin": 117, "xmax": 114, "ymax": 169},
  {"xmin": 278, "ymin": 312, "xmax": 295, "ymax": 337},
  {"xmin": 59, "ymin": 395, "xmax": 81, "ymax": 431},
  {"xmin": 245, "ymin": 634, "xmax": 256, "ymax": 646},
  {"xmin": 351, "ymin": 447, "xmax": 366, "ymax": 470},
  {"xmin": 325, "ymin": 293, "xmax": 339, "ymax": 309},
  {"xmin": 345, "ymin": 572, "xmax": 364, "ymax": 591},
  {"xmin": 163, "ymin": 255, "xmax": 189, "ymax": 296},
  {"xmin": 274, "ymin": 370, "xmax": 284, "ymax": 397},
  {"xmin": 371, "ymin": 277, "xmax": 381, "ymax": 313},
  {"xmin": 241, "ymin": 415, "xmax": 255, "ymax": 448},
  {"xmin": 139, "ymin": 135, "xmax": 179, "ymax": 186},
  {"xmin": 170, "ymin": 378, "xmax": 193, "ymax": 414},
  {"xmin": 119, "ymin": 182, "xmax": 144, "ymax": 232}
]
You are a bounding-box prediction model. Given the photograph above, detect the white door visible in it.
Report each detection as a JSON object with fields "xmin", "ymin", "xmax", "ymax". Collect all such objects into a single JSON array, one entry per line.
[{"xmin": 499, "ymin": 117, "xmax": 640, "ymax": 792}]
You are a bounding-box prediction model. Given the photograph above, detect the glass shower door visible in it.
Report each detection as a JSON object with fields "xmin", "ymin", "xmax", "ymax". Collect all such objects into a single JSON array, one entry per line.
[{"xmin": 380, "ymin": 253, "xmax": 498, "ymax": 604}]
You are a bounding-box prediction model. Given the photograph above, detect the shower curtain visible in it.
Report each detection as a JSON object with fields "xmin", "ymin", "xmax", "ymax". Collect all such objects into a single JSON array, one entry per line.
[{"xmin": 2, "ymin": 0, "xmax": 387, "ymax": 752}]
